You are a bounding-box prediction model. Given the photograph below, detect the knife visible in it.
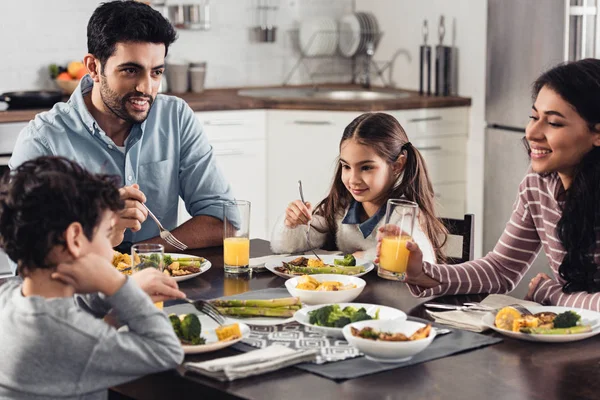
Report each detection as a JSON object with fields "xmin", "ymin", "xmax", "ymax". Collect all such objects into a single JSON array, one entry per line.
[{"xmin": 423, "ymin": 303, "xmax": 491, "ymax": 312}]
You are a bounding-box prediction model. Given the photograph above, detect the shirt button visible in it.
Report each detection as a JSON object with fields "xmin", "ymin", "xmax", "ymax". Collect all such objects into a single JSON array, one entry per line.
[
  {"xmin": 108, "ymin": 145, "xmax": 113, "ymax": 150},
  {"xmin": 128, "ymin": 175, "xmax": 133, "ymax": 181}
]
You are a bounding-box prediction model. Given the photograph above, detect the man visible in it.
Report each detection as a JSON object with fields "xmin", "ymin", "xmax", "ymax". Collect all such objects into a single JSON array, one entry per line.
[{"xmin": 9, "ymin": 0, "xmax": 234, "ymax": 256}]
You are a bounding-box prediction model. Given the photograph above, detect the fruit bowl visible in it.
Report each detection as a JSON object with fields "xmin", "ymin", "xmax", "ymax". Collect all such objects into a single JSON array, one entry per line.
[{"xmin": 55, "ymin": 79, "xmax": 80, "ymax": 95}]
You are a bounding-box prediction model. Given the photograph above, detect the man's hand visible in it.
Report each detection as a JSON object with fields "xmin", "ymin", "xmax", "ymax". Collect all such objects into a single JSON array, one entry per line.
[
  {"xmin": 131, "ymin": 268, "xmax": 186, "ymax": 302},
  {"xmin": 112, "ymin": 184, "xmax": 148, "ymax": 246},
  {"xmin": 51, "ymin": 253, "xmax": 126, "ymax": 296}
]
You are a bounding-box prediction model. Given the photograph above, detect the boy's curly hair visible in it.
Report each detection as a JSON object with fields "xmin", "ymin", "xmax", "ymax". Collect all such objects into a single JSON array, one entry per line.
[{"xmin": 0, "ymin": 156, "xmax": 124, "ymax": 274}]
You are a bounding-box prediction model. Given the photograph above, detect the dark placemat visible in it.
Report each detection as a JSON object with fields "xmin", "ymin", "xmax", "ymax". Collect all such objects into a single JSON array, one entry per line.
[{"xmin": 169, "ymin": 288, "xmax": 503, "ymax": 381}]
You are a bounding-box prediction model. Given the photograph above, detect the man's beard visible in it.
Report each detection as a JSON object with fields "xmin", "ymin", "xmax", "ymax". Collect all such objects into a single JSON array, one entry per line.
[{"xmin": 99, "ymin": 77, "xmax": 154, "ymax": 124}]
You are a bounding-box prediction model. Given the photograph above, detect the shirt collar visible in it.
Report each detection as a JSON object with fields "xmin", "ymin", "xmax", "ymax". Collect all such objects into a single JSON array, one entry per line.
[
  {"xmin": 341, "ymin": 200, "xmax": 387, "ymax": 238},
  {"xmin": 68, "ymin": 75, "xmax": 148, "ymax": 139}
]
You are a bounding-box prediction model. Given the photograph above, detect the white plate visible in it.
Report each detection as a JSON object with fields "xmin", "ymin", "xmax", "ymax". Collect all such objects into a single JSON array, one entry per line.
[
  {"xmin": 294, "ymin": 302, "xmax": 407, "ymax": 339},
  {"xmin": 339, "ymin": 13, "xmax": 362, "ymax": 57},
  {"xmin": 285, "ymin": 274, "xmax": 366, "ymax": 305},
  {"xmin": 178, "ymin": 314, "xmax": 250, "ymax": 354},
  {"xmin": 481, "ymin": 306, "xmax": 600, "ymax": 343},
  {"xmin": 264, "ymin": 255, "xmax": 374, "ymax": 279},
  {"xmin": 164, "ymin": 253, "xmax": 211, "ymax": 282}
]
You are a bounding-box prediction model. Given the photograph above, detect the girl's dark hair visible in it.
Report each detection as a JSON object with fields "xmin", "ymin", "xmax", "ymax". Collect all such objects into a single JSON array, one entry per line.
[
  {"xmin": 314, "ymin": 112, "xmax": 448, "ymax": 262},
  {"xmin": 0, "ymin": 156, "xmax": 124, "ymax": 275},
  {"xmin": 88, "ymin": 0, "xmax": 177, "ymax": 67},
  {"xmin": 531, "ymin": 58, "xmax": 600, "ymax": 293}
]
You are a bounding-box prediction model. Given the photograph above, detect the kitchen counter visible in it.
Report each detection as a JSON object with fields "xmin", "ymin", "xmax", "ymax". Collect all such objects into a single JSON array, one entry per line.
[{"xmin": 0, "ymin": 84, "xmax": 471, "ymax": 123}]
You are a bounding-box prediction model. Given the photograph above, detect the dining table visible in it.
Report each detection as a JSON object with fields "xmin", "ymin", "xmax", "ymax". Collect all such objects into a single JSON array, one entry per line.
[{"xmin": 3, "ymin": 239, "xmax": 598, "ymax": 400}]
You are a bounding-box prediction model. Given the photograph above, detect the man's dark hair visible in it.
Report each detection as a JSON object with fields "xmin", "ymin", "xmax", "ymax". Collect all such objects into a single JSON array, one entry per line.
[
  {"xmin": 0, "ymin": 156, "xmax": 124, "ymax": 274},
  {"xmin": 87, "ymin": 0, "xmax": 177, "ymax": 67}
]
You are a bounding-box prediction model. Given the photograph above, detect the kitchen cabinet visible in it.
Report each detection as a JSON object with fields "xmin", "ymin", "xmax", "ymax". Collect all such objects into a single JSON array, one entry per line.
[
  {"xmin": 265, "ymin": 110, "xmax": 362, "ymax": 233},
  {"xmin": 178, "ymin": 111, "xmax": 268, "ymax": 239}
]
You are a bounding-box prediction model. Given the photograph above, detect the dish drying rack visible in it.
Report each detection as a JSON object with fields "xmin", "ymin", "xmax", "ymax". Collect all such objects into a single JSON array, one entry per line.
[{"xmin": 283, "ymin": 28, "xmax": 404, "ymax": 88}]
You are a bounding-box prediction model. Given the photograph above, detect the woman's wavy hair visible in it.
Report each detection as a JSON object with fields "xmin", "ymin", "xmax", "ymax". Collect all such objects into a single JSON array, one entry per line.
[
  {"xmin": 314, "ymin": 112, "xmax": 448, "ymax": 262},
  {"xmin": 0, "ymin": 156, "xmax": 124, "ymax": 276},
  {"xmin": 531, "ymin": 58, "xmax": 600, "ymax": 293}
]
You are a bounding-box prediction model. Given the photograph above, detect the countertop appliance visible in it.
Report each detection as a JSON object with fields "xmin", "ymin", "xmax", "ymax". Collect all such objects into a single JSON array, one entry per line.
[{"xmin": 485, "ymin": 0, "xmax": 599, "ymax": 297}]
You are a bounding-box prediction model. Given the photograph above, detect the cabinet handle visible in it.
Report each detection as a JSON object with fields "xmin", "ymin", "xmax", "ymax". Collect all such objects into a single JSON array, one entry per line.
[
  {"xmin": 214, "ymin": 149, "xmax": 245, "ymax": 156},
  {"xmin": 292, "ymin": 120, "xmax": 333, "ymax": 125},
  {"xmin": 408, "ymin": 116, "xmax": 442, "ymax": 123},
  {"xmin": 417, "ymin": 145, "xmax": 443, "ymax": 151},
  {"xmin": 204, "ymin": 120, "xmax": 245, "ymax": 126}
]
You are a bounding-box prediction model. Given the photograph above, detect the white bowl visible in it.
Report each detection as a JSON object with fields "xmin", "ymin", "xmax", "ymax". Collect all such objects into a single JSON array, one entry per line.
[
  {"xmin": 294, "ymin": 302, "xmax": 406, "ymax": 339},
  {"xmin": 285, "ymin": 274, "xmax": 366, "ymax": 305},
  {"xmin": 342, "ymin": 319, "xmax": 436, "ymax": 363}
]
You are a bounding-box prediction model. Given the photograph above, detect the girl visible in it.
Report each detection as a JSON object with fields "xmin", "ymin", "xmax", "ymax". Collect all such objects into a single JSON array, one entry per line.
[
  {"xmin": 271, "ymin": 112, "xmax": 447, "ymax": 264},
  {"xmin": 398, "ymin": 58, "xmax": 600, "ymax": 310}
]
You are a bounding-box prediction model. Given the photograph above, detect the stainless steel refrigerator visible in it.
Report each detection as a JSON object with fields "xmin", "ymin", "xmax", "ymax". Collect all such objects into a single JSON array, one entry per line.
[{"xmin": 484, "ymin": 0, "xmax": 600, "ymax": 297}]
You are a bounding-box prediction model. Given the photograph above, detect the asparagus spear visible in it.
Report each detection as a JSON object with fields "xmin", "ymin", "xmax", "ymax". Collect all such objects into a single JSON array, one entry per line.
[
  {"xmin": 282, "ymin": 263, "xmax": 365, "ymax": 275},
  {"xmin": 211, "ymin": 297, "xmax": 300, "ymax": 308},
  {"xmin": 520, "ymin": 325, "xmax": 592, "ymax": 335},
  {"xmin": 216, "ymin": 307, "xmax": 296, "ymax": 318}
]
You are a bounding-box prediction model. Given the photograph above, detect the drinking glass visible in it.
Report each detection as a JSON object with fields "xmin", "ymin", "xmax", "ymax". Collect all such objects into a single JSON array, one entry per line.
[
  {"xmin": 223, "ymin": 200, "xmax": 251, "ymax": 274},
  {"xmin": 131, "ymin": 243, "xmax": 165, "ymax": 308},
  {"xmin": 378, "ymin": 199, "xmax": 419, "ymax": 281}
]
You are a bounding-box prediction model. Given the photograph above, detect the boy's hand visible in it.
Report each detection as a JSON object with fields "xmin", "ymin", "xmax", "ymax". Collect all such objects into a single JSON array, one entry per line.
[
  {"xmin": 112, "ymin": 184, "xmax": 148, "ymax": 246},
  {"xmin": 285, "ymin": 200, "xmax": 313, "ymax": 228},
  {"xmin": 51, "ymin": 254, "xmax": 125, "ymax": 296},
  {"xmin": 131, "ymin": 268, "xmax": 186, "ymax": 302}
]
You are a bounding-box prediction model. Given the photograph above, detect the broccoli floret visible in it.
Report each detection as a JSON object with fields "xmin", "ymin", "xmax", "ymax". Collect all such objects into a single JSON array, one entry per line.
[
  {"xmin": 190, "ymin": 336, "xmax": 206, "ymax": 345},
  {"xmin": 350, "ymin": 307, "xmax": 373, "ymax": 323},
  {"xmin": 309, "ymin": 305, "xmax": 336, "ymax": 326},
  {"xmin": 163, "ymin": 254, "xmax": 174, "ymax": 266},
  {"xmin": 181, "ymin": 314, "xmax": 202, "ymax": 342},
  {"xmin": 333, "ymin": 316, "xmax": 351, "ymax": 328},
  {"xmin": 334, "ymin": 254, "xmax": 357, "ymax": 266},
  {"xmin": 553, "ymin": 311, "xmax": 581, "ymax": 328},
  {"xmin": 168, "ymin": 314, "xmax": 183, "ymax": 339}
]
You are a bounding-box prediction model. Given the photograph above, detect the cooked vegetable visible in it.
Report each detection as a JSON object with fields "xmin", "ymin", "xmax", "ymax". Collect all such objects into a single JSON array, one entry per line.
[
  {"xmin": 334, "ymin": 254, "xmax": 356, "ymax": 266},
  {"xmin": 169, "ymin": 314, "xmax": 183, "ymax": 338},
  {"xmin": 282, "ymin": 263, "xmax": 365, "ymax": 275},
  {"xmin": 181, "ymin": 314, "xmax": 202, "ymax": 342},
  {"xmin": 520, "ymin": 325, "xmax": 592, "ymax": 335},
  {"xmin": 553, "ymin": 311, "xmax": 581, "ymax": 328},
  {"xmin": 215, "ymin": 323, "xmax": 242, "ymax": 341},
  {"xmin": 163, "ymin": 254, "xmax": 174, "ymax": 266},
  {"xmin": 210, "ymin": 297, "xmax": 300, "ymax": 308},
  {"xmin": 308, "ymin": 305, "xmax": 377, "ymax": 328}
]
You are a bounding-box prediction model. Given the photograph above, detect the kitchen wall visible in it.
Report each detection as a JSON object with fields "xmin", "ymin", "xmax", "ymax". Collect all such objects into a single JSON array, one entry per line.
[
  {"xmin": 357, "ymin": 0, "xmax": 487, "ymax": 257},
  {"xmin": 0, "ymin": 0, "xmax": 353, "ymax": 93}
]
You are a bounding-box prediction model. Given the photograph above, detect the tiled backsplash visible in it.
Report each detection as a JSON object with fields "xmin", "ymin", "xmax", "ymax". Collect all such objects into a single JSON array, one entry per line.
[{"xmin": 0, "ymin": 0, "xmax": 353, "ymax": 93}]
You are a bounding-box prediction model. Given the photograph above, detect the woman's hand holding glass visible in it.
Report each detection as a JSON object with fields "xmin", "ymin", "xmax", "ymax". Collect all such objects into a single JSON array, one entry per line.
[{"xmin": 284, "ymin": 199, "xmax": 313, "ymax": 228}]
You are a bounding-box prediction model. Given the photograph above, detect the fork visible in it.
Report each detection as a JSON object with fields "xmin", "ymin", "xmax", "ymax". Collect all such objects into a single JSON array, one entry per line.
[
  {"xmin": 297, "ymin": 180, "xmax": 322, "ymax": 262},
  {"xmin": 184, "ymin": 298, "xmax": 226, "ymax": 325},
  {"xmin": 141, "ymin": 203, "xmax": 188, "ymax": 251},
  {"xmin": 463, "ymin": 303, "xmax": 534, "ymax": 316}
]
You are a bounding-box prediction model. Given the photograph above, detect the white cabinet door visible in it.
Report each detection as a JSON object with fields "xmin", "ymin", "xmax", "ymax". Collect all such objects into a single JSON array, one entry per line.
[
  {"xmin": 178, "ymin": 111, "xmax": 268, "ymax": 239},
  {"xmin": 266, "ymin": 110, "xmax": 361, "ymax": 233}
]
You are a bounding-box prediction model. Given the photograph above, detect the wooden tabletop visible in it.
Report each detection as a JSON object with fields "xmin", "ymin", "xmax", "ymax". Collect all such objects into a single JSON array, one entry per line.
[
  {"xmin": 0, "ymin": 85, "xmax": 471, "ymax": 123},
  {"xmin": 106, "ymin": 239, "xmax": 600, "ymax": 400}
]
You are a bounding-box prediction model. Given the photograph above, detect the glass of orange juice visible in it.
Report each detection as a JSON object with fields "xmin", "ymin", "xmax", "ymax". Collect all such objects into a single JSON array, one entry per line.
[
  {"xmin": 223, "ymin": 200, "xmax": 251, "ymax": 274},
  {"xmin": 131, "ymin": 243, "xmax": 165, "ymax": 309},
  {"xmin": 378, "ymin": 199, "xmax": 418, "ymax": 281}
]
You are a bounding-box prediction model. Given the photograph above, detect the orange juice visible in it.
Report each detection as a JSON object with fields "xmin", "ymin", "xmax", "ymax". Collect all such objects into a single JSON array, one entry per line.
[
  {"xmin": 224, "ymin": 237, "xmax": 250, "ymax": 267},
  {"xmin": 379, "ymin": 236, "xmax": 412, "ymax": 273},
  {"xmin": 224, "ymin": 274, "xmax": 250, "ymax": 296}
]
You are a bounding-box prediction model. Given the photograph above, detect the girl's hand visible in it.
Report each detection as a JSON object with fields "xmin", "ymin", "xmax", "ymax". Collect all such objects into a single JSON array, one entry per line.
[
  {"xmin": 525, "ymin": 273, "xmax": 552, "ymax": 301},
  {"xmin": 131, "ymin": 268, "xmax": 186, "ymax": 302},
  {"xmin": 284, "ymin": 199, "xmax": 313, "ymax": 228},
  {"xmin": 51, "ymin": 254, "xmax": 126, "ymax": 296}
]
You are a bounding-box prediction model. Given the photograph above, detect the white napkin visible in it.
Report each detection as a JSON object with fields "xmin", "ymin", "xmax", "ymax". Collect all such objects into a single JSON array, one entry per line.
[
  {"xmin": 184, "ymin": 345, "xmax": 319, "ymax": 381},
  {"xmin": 250, "ymin": 250, "xmax": 342, "ymax": 272},
  {"xmin": 426, "ymin": 294, "xmax": 540, "ymax": 332}
]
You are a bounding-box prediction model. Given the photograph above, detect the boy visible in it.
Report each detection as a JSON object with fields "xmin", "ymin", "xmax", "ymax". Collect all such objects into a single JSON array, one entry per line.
[{"xmin": 0, "ymin": 156, "xmax": 184, "ymax": 399}]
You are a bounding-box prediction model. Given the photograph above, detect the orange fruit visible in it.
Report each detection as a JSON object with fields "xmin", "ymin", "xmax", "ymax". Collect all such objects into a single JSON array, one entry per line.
[
  {"xmin": 494, "ymin": 306, "xmax": 522, "ymax": 331},
  {"xmin": 67, "ymin": 61, "xmax": 85, "ymax": 79},
  {"xmin": 56, "ymin": 71, "xmax": 73, "ymax": 81}
]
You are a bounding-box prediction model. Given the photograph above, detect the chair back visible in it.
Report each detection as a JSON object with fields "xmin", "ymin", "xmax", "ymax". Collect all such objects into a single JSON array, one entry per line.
[{"xmin": 439, "ymin": 214, "xmax": 474, "ymax": 264}]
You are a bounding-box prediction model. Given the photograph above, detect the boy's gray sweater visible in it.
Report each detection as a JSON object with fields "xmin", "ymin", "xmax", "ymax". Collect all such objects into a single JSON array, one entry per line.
[{"xmin": 0, "ymin": 278, "xmax": 184, "ymax": 399}]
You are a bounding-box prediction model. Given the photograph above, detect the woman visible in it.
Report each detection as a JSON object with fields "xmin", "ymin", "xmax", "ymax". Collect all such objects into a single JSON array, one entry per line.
[{"xmin": 395, "ymin": 58, "xmax": 600, "ymax": 310}]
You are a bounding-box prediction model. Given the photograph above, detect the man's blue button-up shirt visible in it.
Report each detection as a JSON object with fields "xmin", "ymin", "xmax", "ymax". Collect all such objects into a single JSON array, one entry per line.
[{"xmin": 9, "ymin": 75, "xmax": 234, "ymax": 244}]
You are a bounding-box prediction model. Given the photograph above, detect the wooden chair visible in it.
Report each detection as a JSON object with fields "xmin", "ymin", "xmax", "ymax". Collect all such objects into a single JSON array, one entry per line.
[{"xmin": 439, "ymin": 214, "xmax": 475, "ymax": 264}]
